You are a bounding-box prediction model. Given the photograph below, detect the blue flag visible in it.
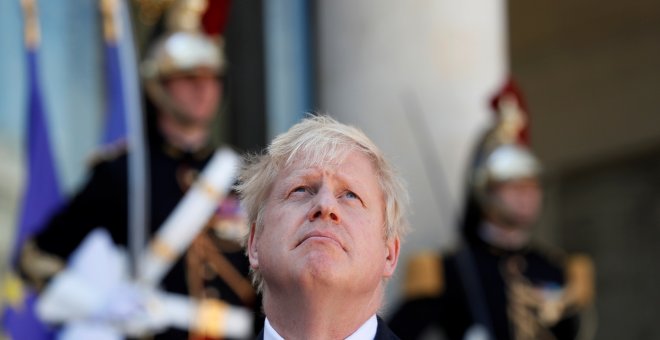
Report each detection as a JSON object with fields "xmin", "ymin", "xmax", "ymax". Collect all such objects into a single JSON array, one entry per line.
[
  {"xmin": 12, "ymin": 51, "xmax": 63, "ymax": 266},
  {"xmin": 102, "ymin": 37, "xmax": 127, "ymax": 145},
  {"xmin": 3, "ymin": 1, "xmax": 145, "ymax": 337},
  {"xmin": 2, "ymin": 46, "xmax": 60, "ymax": 340}
]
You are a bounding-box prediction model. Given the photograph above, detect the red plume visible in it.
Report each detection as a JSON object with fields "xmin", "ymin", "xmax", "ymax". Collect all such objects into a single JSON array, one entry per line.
[
  {"xmin": 489, "ymin": 77, "xmax": 531, "ymax": 146},
  {"xmin": 202, "ymin": 0, "xmax": 232, "ymax": 36}
]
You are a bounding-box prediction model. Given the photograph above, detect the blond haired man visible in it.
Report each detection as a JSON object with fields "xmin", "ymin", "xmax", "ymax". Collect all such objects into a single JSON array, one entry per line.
[{"xmin": 238, "ymin": 115, "xmax": 409, "ymax": 340}]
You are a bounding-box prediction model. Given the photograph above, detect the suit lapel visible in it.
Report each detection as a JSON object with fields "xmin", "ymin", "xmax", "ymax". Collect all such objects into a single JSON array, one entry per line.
[{"xmin": 375, "ymin": 316, "xmax": 401, "ymax": 340}]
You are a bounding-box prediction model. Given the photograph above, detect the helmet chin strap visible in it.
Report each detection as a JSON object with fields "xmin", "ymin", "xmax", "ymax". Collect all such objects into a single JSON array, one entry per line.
[
  {"xmin": 478, "ymin": 219, "xmax": 531, "ymax": 251},
  {"xmin": 145, "ymin": 78, "xmax": 197, "ymax": 127},
  {"xmin": 481, "ymin": 193, "xmax": 533, "ymax": 231}
]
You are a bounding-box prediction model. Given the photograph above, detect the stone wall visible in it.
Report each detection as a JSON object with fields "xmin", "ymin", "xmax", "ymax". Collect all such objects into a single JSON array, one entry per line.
[
  {"xmin": 510, "ymin": 1, "xmax": 660, "ymax": 337},
  {"xmin": 554, "ymin": 150, "xmax": 660, "ymax": 339}
]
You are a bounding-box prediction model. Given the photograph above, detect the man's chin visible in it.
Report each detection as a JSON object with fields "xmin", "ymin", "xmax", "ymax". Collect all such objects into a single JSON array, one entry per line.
[
  {"xmin": 297, "ymin": 249, "xmax": 347, "ymax": 275},
  {"xmin": 296, "ymin": 264, "xmax": 343, "ymax": 289}
]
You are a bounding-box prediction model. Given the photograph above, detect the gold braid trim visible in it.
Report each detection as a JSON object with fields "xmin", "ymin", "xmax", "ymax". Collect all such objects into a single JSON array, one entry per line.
[
  {"xmin": 193, "ymin": 298, "xmax": 228, "ymax": 337},
  {"xmin": 149, "ymin": 238, "xmax": 178, "ymax": 262},
  {"xmin": 196, "ymin": 234, "xmax": 257, "ymax": 306},
  {"xmin": 195, "ymin": 177, "xmax": 223, "ymax": 202}
]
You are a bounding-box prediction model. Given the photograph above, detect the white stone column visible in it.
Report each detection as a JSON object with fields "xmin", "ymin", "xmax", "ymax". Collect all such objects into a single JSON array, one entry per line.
[{"xmin": 316, "ymin": 0, "xmax": 508, "ymax": 312}]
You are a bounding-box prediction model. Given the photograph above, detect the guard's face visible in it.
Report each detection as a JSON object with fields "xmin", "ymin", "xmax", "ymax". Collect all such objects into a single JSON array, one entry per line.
[
  {"xmin": 248, "ymin": 150, "xmax": 399, "ymax": 296},
  {"xmin": 164, "ymin": 70, "xmax": 221, "ymax": 125},
  {"xmin": 491, "ymin": 177, "xmax": 542, "ymax": 228}
]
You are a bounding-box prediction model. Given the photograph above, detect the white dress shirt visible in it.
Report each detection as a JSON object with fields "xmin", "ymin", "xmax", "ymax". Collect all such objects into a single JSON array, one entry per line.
[{"xmin": 264, "ymin": 314, "xmax": 378, "ymax": 340}]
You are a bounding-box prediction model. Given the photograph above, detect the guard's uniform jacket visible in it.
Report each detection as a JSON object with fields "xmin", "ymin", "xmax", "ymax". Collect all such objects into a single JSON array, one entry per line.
[
  {"xmin": 388, "ymin": 235, "xmax": 594, "ymax": 340},
  {"xmin": 20, "ymin": 122, "xmax": 259, "ymax": 339}
]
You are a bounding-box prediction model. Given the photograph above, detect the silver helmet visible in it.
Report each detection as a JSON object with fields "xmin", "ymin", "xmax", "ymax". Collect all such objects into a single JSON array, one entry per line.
[
  {"xmin": 471, "ymin": 79, "xmax": 542, "ymax": 205},
  {"xmin": 141, "ymin": 31, "xmax": 225, "ymax": 80},
  {"xmin": 140, "ymin": 0, "xmax": 226, "ymax": 124}
]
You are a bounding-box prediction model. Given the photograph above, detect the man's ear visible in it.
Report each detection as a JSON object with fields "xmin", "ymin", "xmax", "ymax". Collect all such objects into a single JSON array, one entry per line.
[
  {"xmin": 383, "ymin": 236, "xmax": 400, "ymax": 278},
  {"xmin": 247, "ymin": 222, "xmax": 259, "ymax": 269}
]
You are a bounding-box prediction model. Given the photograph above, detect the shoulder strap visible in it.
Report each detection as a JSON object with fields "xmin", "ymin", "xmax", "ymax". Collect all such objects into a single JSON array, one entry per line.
[{"xmin": 455, "ymin": 245, "xmax": 494, "ymax": 339}]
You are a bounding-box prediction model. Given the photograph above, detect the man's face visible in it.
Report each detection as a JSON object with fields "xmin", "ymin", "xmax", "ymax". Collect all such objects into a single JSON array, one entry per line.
[
  {"xmin": 248, "ymin": 150, "xmax": 400, "ymax": 295},
  {"xmin": 490, "ymin": 177, "xmax": 542, "ymax": 229},
  {"xmin": 163, "ymin": 70, "xmax": 221, "ymax": 126}
]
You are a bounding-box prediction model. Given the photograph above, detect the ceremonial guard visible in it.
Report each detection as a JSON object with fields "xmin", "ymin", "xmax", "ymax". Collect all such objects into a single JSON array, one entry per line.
[
  {"xmin": 18, "ymin": 0, "xmax": 259, "ymax": 338},
  {"xmin": 388, "ymin": 80, "xmax": 595, "ymax": 340}
]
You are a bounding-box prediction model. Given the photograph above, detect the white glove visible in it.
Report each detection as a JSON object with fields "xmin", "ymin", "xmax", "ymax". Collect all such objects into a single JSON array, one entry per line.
[
  {"xmin": 49, "ymin": 282, "xmax": 170, "ymax": 340},
  {"xmin": 92, "ymin": 282, "xmax": 170, "ymax": 337},
  {"xmin": 36, "ymin": 229, "xmax": 169, "ymax": 337},
  {"xmin": 37, "ymin": 228, "xmax": 127, "ymax": 323},
  {"xmin": 37, "ymin": 228, "xmax": 254, "ymax": 339}
]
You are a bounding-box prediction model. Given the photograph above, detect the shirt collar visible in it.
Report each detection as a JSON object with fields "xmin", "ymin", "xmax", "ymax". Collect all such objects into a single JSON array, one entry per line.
[
  {"xmin": 346, "ymin": 315, "xmax": 378, "ymax": 340},
  {"xmin": 263, "ymin": 315, "xmax": 378, "ymax": 340},
  {"xmin": 264, "ymin": 318, "xmax": 285, "ymax": 340}
]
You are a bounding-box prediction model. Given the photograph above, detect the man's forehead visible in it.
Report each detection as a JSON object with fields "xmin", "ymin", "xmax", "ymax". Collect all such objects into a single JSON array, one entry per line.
[
  {"xmin": 280, "ymin": 150, "xmax": 374, "ymax": 183},
  {"xmin": 280, "ymin": 162, "xmax": 345, "ymax": 183}
]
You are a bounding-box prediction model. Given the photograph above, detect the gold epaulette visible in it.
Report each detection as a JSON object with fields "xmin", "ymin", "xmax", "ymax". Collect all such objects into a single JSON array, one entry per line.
[
  {"xmin": 87, "ymin": 139, "xmax": 128, "ymax": 168},
  {"xmin": 564, "ymin": 253, "xmax": 596, "ymax": 310},
  {"xmin": 403, "ymin": 251, "xmax": 444, "ymax": 299}
]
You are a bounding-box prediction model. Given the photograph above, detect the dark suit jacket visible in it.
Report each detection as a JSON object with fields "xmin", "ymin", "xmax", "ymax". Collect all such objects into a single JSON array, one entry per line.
[{"xmin": 256, "ymin": 316, "xmax": 400, "ymax": 340}]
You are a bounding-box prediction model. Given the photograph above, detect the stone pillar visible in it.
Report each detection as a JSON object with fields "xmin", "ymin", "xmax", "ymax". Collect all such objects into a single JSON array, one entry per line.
[{"xmin": 316, "ymin": 0, "xmax": 508, "ymax": 311}]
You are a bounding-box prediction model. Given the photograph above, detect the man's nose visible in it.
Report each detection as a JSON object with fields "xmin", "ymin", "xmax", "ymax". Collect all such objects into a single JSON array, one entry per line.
[{"xmin": 308, "ymin": 187, "xmax": 341, "ymax": 223}]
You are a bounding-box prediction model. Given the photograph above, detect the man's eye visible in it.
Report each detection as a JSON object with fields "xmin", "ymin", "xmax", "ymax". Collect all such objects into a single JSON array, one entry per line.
[
  {"xmin": 344, "ymin": 191, "xmax": 359, "ymax": 200},
  {"xmin": 287, "ymin": 186, "xmax": 308, "ymax": 199}
]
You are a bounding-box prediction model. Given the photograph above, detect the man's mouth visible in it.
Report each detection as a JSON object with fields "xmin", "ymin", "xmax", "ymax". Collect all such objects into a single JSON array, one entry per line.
[{"xmin": 297, "ymin": 230, "xmax": 346, "ymax": 251}]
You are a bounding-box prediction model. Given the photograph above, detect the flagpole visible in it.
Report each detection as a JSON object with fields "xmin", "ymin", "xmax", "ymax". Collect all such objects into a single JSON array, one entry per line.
[
  {"xmin": 101, "ymin": 0, "xmax": 149, "ymax": 278},
  {"xmin": 124, "ymin": 0, "xmax": 149, "ymax": 279}
]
